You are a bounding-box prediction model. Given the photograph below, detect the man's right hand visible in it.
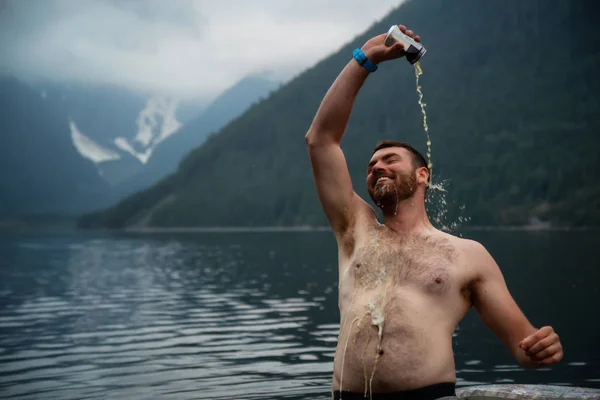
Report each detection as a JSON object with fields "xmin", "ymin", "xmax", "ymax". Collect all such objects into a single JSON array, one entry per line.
[{"xmin": 361, "ymin": 25, "xmax": 421, "ymax": 65}]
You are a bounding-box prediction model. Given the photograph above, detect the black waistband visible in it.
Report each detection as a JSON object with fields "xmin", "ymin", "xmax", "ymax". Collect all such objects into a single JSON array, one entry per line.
[{"xmin": 333, "ymin": 382, "xmax": 456, "ymax": 400}]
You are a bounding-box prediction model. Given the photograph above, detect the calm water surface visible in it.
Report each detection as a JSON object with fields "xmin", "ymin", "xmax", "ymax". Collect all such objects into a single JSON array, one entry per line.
[{"xmin": 0, "ymin": 230, "xmax": 599, "ymax": 399}]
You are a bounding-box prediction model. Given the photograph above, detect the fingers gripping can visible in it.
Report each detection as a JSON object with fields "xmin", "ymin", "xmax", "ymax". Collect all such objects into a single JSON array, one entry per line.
[{"xmin": 384, "ymin": 25, "xmax": 427, "ymax": 64}]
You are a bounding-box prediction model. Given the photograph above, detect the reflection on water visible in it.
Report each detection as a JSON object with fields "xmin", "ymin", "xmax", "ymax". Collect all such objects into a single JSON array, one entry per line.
[{"xmin": 0, "ymin": 231, "xmax": 599, "ymax": 399}]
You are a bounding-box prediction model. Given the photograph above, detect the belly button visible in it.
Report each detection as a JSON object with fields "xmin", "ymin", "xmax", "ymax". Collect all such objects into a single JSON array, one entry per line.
[
  {"xmin": 356, "ymin": 263, "xmax": 361, "ymax": 269},
  {"xmin": 435, "ymin": 277, "xmax": 442, "ymax": 284},
  {"xmin": 378, "ymin": 349, "xmax": 384, "ymax": 356}
]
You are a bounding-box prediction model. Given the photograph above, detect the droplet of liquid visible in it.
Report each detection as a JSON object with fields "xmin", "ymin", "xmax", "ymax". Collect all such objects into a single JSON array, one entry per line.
[{"xmin": 425, "ymin": 179, "xmax": 471, "ymax": 233}]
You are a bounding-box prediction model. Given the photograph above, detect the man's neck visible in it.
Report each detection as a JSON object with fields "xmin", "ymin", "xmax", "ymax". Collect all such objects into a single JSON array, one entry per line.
[{"xmin": 381, "ymin": 195, "xmax": 432, "ymax": 234}]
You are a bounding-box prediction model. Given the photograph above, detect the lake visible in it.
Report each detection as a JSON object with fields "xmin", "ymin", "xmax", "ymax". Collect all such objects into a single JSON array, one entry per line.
[{"xmin": 0, "ymin": 230, "xmax": 599, "ymax": 399}]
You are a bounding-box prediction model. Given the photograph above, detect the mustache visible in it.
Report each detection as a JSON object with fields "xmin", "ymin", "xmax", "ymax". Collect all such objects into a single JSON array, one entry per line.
[{"xmin": 372, "ymin": 171, "xmax": 395, "ymax": 179}]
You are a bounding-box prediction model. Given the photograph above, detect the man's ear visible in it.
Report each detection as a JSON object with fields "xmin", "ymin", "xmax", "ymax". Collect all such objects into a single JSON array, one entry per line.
[{"xmin": 416, "ymin": 166, "xmax": 429, "ymax": 185}]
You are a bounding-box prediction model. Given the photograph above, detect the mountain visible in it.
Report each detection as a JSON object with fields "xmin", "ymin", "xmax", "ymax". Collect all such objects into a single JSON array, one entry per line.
[
  {"xmin": 0, "ymin": 77, "xmax": 206, "ymax": 220},
  {"xmin": 0, "ymin": 72, "xmax": 276, "ymax": 222},
  {"xmin": 79, "ymin": 0, "xmax": 600, "ymax": 229},
  {"xmin": 39, "ymin": 75, "xmax": 278, "ymax": 197},
  {"xmin": 38, "ymin": 82, "xmax": 204, "ymax": 188},
  {"xmin": 122, "ymin": 75, "xmax": 281, "ymax": 194},
  {"xmin": 0, "ymin": 77, "xmax": 110, "ymax": 217}
]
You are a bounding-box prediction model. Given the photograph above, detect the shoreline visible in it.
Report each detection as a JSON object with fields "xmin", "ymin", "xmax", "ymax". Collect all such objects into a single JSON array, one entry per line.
[
  {"xmin": 123, "ymin": 226, "xmax": 333, "ymax": 233},
  {"xmin": 118, "ymin": 225, "xmax": 597, "ymax": 233},
  {"xmin": 3, "ymin": 224, "xmax": 598, "ymax": 235}
]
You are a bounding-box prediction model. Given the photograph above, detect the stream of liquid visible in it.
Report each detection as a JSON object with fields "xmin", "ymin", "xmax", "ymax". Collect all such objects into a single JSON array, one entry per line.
[
  {"xmin": 413, "ymin": 61, "xmax": 470, "ymax": 233},
  {"xmin": 414, "ymin": 61, "xmax": 432, "ymax": 180}
]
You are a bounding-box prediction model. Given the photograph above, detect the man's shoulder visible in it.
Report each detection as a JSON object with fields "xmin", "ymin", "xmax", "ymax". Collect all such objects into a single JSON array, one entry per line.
[
  {"xmin": 456, "ymin": 236, "xmax": 488, "ymax": 255},
  {"xmin": 430, "ymin": 230, "xmax": 484, "ymax": 250},
  {"xmin": 432, "ymin": 230, "xmax": 492, "ymax": 266}
]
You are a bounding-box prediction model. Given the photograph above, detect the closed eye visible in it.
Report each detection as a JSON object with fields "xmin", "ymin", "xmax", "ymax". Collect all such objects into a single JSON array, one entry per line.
[{"xmin": 367, "ymin": 153, "xmax": 401, "ymax": 173}]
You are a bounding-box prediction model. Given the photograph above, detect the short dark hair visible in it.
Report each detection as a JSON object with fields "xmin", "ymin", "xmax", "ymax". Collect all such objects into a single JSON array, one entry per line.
[{"xmin": 372, "ymin": 140, "xmax": 430, "ymax": 176}]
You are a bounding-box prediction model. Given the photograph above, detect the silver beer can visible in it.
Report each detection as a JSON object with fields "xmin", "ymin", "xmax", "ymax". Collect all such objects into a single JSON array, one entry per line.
[{"xmin": 384, "ymin": 25, "xmax": 427, "ymax": 64}]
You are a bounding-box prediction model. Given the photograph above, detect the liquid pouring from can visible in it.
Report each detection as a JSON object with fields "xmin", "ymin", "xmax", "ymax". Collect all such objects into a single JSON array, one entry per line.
[
  {"xmin": 384, "ymin": 25, "xmax": 432, "ymax": 185},
  {"xmin": 384, "ymin": 25, "xmax": 427, "ymax": 64}
]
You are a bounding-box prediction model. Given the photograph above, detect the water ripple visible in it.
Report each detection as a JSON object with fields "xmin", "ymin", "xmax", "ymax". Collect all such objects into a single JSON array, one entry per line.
[{"xmin": 0, "ymin": 236, "xmax": 344, "ymax": 399}]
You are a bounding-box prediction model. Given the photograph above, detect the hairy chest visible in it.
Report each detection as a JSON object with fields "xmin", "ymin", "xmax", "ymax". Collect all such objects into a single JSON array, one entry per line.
[{"xmin": 350, "ymin": 232, "xmax": 465, "ymax": 296}]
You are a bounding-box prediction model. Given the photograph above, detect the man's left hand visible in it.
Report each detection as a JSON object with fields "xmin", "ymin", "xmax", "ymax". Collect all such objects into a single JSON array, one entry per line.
[{"xmin": 519, "ymin": 326, "xmax": 563, "ymax": 365}]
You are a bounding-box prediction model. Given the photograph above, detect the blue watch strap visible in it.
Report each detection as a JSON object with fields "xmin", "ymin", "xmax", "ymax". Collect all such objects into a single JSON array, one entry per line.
[{"xmin": 352, "ymin": 48, "xmax": 378, "ymax": 72}]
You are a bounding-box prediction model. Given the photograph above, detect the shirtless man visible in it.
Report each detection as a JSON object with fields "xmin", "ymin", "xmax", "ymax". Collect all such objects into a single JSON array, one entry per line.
[{"xmin": 304, "ymin": 25, "xmax": 563, "ymax": 400}]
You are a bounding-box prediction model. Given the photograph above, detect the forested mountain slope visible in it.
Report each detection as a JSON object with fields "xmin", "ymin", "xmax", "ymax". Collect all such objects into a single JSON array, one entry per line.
[{"xmin": 79, "ymin": 0, "xmax": 600, "ymax": 229}]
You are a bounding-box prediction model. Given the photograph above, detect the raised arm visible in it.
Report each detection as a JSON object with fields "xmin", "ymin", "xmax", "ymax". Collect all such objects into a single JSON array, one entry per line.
[
  {"xmin": 305, "ymin": 25, "xmax": 416, "ymax": 238},
  {"xmin": 304, "ymin": 59, "xmax": 369, "ymax": 237},
  {"xmin": 469, "ymin": 240, "xmax": 563, "ymax": 368}
]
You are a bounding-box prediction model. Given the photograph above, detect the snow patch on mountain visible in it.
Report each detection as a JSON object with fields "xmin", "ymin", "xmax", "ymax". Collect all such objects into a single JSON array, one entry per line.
[
  {"xmin": 137, "ymin": 97, "xmax": 182, "ymax": 146},
  {"xmin": 70, "ymin": 120, "xmax": 121, "ymax": 163},
  {"xmin": 113, "ymin": 97, "xmax": 182, "ymax": 164},
  {"xmin": 114, "ymin": 137, "xmax": 153, "ymax": 164}
]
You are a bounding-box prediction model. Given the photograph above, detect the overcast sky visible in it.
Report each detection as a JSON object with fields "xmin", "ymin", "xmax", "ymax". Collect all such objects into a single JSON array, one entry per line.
[{"xmin": 0, "ymin": 0, "xmax": 405, "ymax": 100}]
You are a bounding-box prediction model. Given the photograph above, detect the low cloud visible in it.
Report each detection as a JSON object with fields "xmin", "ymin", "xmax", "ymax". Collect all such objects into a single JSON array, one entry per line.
[{"xmin": 0, "ymin": 0, "xmax": 405, "ymax": 100}]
